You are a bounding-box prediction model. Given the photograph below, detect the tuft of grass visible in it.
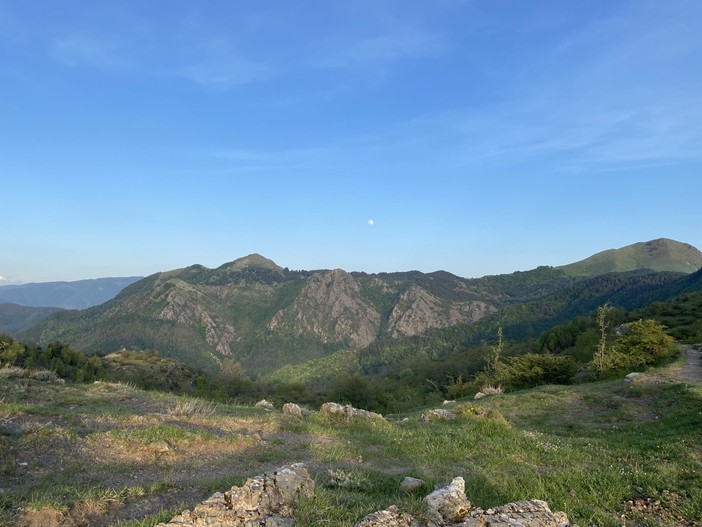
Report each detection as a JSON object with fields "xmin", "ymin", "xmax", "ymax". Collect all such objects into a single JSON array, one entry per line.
[{"xmin": 167, "ymin": 397, "xmax": 217, "ymax": 417}]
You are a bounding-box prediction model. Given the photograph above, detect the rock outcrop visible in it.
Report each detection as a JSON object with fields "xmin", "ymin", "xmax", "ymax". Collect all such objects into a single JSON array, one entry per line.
[
  {"xmin": 354, "ymin": 478, "xmax": 576, "ymax": 527},
  {"xmin": 157, "ymin": 464, "xmax": 575, "ymax": 527},
  {"xmin": 319, "ymin": 402, "xmax": 384, "ymax": 421},
  {"xmin": 268, "ymin": 269, "xmax": 381, "ymax": 348},
  {"xmin": 387, "ymin": 284, "xmax": 495, "ymax": 338},
  {"xmin": 156, "ymin": 463, "xmax": 314, "ymax": 527}
]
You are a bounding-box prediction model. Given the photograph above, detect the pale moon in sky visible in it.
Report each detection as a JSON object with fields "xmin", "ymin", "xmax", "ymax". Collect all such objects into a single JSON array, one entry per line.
[{"xmin": 368, "ymin": 219, "xmax": 374, "ymax": 225}]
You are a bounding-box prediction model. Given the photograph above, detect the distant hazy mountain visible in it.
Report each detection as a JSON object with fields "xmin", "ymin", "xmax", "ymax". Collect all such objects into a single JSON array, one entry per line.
[
  {"xmin": 0, "ymin": 303, "xmax": 63, "ymax": 334},
  {"xmin": 0, "ymin": 277, "xmax": 142, "ymax": 309},
  {"xmin": 23, "ymin": 241, "xmax": 699, "ymax": 374},
  {"xmin": 557, "ymin": 238, "xmax": 702, "ymax": 277}
]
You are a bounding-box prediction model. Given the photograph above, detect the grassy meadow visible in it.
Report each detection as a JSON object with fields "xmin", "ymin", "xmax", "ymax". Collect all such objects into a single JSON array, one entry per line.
[{"xmin": 0, "ymin": 358, "xmax": 700, "ymax": 527}]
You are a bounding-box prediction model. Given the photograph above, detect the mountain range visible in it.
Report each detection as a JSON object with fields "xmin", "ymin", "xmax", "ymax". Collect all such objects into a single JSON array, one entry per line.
[
  {"xmin": 0, "ymin": 276, "xmax": 143, "ymax": 309},
  {"xmin": 20, "ymin": 238, "xmax": 702, "ymax": 375}
]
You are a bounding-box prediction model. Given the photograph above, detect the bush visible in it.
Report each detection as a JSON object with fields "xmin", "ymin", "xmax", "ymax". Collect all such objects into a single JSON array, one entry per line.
[
  {"xmin": 615, "ymin": 319, "xmax": 676, "ymax": 365},
  {"xmin": 474, "ymin": 353, "xmax": 578, "ymax": 392}
]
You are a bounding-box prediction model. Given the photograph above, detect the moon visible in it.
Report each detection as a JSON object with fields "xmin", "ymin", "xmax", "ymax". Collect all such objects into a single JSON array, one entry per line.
[{"xmin": 367, "ymin": 219, "xmax": 374, "ymax": 226}]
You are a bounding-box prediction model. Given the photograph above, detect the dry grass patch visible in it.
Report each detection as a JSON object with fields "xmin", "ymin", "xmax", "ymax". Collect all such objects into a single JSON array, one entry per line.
[
  {"xmin": 82, "ymin": 425, "xmax": 259, "ymax": 466},
  {"xmin": 15, "ymin": 506, "xmax": 67, "ymax": 527},
  {"xmin": 167, "ymin": 398, "xmax": 218, "ymax": 417}
]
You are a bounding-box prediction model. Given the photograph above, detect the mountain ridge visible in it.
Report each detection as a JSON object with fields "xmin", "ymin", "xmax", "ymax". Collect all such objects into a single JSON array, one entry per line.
[{"xmin": 20, "ymin": 240, "xmax": 700, "ymax": 374}]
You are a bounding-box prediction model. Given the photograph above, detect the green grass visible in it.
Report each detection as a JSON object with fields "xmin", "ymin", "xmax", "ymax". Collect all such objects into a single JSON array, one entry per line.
[{"xmin": 1, "ymin": 366, "xmax": 700, "ymax": 527}]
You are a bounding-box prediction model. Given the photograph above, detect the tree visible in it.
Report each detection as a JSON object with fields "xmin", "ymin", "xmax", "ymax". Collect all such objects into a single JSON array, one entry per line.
[{"xmin": 592, "ymin": 304, "xmax": 611, "ymax": 375}]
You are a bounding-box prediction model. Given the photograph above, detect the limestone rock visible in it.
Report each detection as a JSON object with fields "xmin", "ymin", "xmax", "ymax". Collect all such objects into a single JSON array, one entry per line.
[
  {"xmin": 256, "ymin": 399, "xmax": 275, "ymax": 410},
  {"xmin": 156, "ymin": 463, "xmax": 314, "ymax": 527},
  {"xmin": 319, "ymin": 402, "xmax": 384, "ymax": 421},
  {"xmin": 457, "ymin": 499, "xmax": 573, "ymax": 526},
  {"xmin": 424, "ymin": 477, "xmax": 472, "ymax": 525},
  {"xmin": 400, "ymin": 477, "xmax": 425, "ymax": 492},
  {"xmin": 421, "ymin": 409, "xmax": 457, "ymax": 422},
  {"xmin": 354, "ymin": 505, "xmax": 420, "ymax": 527},
  {"xmin": 351, "ymin": 480, "xmax": 575, "ymax": 527},
  {"xmin": 474, "ymin": 392, "xmax": 486, "ymax": 400},
  {"xmin": 282, "ymin": 403, "xmax": 303, "ymax": 418}
]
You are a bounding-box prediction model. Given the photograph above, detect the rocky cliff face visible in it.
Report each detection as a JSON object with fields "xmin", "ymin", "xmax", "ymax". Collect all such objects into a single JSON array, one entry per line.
[
  {"xmin": 269, "ymin": 269, "xmax": 381, "ymax": 348},
  {"xmin": 155, "ymin": 280, "xmax": 238, "ymax": 357},
  {"xmin": 387, "ymin": 284, "xmax": 496, "ymax": 337}
]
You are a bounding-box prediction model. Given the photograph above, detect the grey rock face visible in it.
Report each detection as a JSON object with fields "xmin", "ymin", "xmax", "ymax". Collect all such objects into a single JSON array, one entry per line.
[
  {"xmin": 387, "ymin": 284, "xmax": 495, "ymax": 338},
  {"xmin": 268, "ymin": 269, "xmax": 381, "ymax": 347},
  {"xmin": 156, "ymin": 463, "xmax": 314, "ymax": 527}
]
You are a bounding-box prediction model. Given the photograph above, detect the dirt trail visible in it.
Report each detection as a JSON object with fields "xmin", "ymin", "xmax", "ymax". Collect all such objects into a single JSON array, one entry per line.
[{"xmin": 679, "ymin": 345, "xmax": 702, "ymax": 384}]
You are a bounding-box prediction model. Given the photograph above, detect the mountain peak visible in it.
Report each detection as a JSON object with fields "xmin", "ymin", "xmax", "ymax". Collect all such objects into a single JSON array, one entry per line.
[
  {"xmin": 222, "ymin": 254, "xmax": 284, "ymax": 274},
  {"xmin": 558, "ymin": 238, "xmax": 702, "ymax": 276}
]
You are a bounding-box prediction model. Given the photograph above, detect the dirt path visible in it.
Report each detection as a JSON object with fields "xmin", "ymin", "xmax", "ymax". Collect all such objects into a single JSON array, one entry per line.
[{"xmin": 679, "ymin": 345, "xmax": 702, "ymax": 384}]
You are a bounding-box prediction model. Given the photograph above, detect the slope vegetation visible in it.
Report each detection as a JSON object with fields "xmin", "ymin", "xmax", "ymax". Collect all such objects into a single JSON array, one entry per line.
[{"xmin": 558, "ymin": 238, "xmax": 702, "ymax": 276}]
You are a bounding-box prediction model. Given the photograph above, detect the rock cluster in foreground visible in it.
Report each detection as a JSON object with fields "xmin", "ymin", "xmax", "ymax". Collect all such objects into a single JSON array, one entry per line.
[
  {"xmin": 157, "ymin": 464, "xmax": 575, "ymax": 527},
  {"xmin": 356, "ymin": 476, "xmax": 574, "ymax": 526},
  {"xmin": 156, "ymin": 463, "xmax": 314, "ymax": 527}
]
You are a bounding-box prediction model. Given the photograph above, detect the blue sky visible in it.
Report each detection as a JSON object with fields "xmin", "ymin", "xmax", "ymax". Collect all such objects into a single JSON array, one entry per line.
[{"xmin": 1, "ymin": 0, "xmax": 701, "ymax": 283}]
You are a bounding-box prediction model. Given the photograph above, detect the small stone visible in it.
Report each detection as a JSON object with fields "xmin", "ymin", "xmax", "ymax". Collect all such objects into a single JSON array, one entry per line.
[{"xmin": 400, "ymin": 477, "xmax": 424, "ymax": 492}]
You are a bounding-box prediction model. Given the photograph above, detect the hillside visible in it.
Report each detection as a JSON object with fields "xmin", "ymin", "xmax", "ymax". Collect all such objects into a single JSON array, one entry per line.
[
  {"xmin": 0, "ymin": 303, "xmax": 63, "ymax": 333},
  {"xmin": 22, "ymin": 246, "xmax": 698, "ymax": 373},
  {"xmin": 0, "ymin": 276, "xmax": 142, "ymax": 309},
  {"xmin": 558, "ymin": 238, "xmax": 702, "ymax": 276},
  {"xmin": 23, "ymin": 256, "xmax": 513, "ymax": 372},
  {"xmin": 0, "ymin": 360, "xmax": 699, "ymax": 526}
]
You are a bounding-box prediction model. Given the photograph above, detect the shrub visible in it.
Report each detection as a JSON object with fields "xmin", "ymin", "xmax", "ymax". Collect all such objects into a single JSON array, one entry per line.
[
  {"xmin": 474, "ymin": 353, "xmax": 577, "ymax": 392},
  {"xmin": 615, "ymin": 319, "xmax": 676, "ymax": 365}
]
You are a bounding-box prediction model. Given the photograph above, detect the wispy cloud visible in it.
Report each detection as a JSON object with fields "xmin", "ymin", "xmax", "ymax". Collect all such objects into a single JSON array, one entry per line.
[
  {"xmin": 0, "ymin": 274, "xmax": 21, "ymax": 285},
  {"xmin": 313, "ymin": 24, "xmax": 449, "ymax": 69},
  {"xmin": 348, "ymin": 28, "xmax": 448, "ymax": 62},
  {"xmin": 49, "ymin": 34, "xmax": 125, "ymax": 69},
  {"xmin": 174, "ymin": 56, "xmax": 272, "ymax": 86},
  {"xmin": 168, "ymin": 37, "xmax": 272, "ymax": 86},
  {"xmin": 48, "ymin": 32, "xmax": 273, "ymax": 87}
]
